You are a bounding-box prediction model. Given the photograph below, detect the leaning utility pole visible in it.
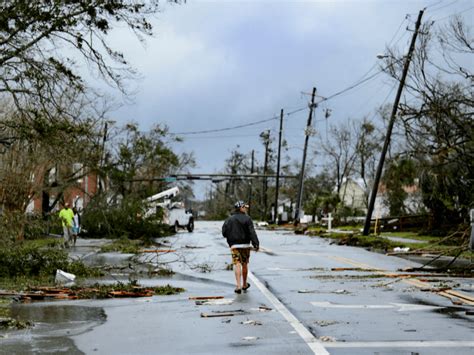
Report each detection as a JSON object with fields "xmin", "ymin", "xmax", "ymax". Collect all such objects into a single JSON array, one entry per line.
[
  {"xmin": 273, "ymin": 109, "xmax": 284, "ymax": 224},
  {"xmin": 294, "ymin": 87, "xmax": 317, "ymax": 226},
  {"xmin": 248, "ymin": 149, "xmax": 255, "ymax": 216},
  {"xmin": 363, "ymin": 9, "xmax": 424, "ymax": 236}
]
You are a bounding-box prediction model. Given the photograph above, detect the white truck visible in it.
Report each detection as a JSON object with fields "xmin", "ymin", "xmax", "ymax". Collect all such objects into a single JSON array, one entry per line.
[{"xmin": 145, "ymin": 187, "xmax": 194, "ymax": 233}]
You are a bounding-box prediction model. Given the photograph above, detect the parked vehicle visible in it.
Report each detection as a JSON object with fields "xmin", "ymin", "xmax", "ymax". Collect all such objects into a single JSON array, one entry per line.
[{"xmin": 145, "ymin": 187, "xmax": 194, "ymax": 233}]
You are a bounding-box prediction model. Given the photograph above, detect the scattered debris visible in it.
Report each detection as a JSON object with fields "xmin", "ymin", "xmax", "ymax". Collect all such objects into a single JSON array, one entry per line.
[
  {"xmin": 451, "ymin": 299, "xmax": 463, "ymax": 306},
  {"xmin": 241, "ymin": 319, "xmax": 262, "ymax": 326},
  {"xmin": 314, "ymin": 320, "xmax": 338, "ymax": 327},
  {"xmin": 393, "ymin": 247, "xmax": 410, "ymax": 253},
  {"xmin": 108, "ymin": 290, "xmax": 154, "ymax": 297},
  {"xmin": 0, "ymin": 283, "xmax": 184, "ymax": 301},
  {"xmin": 195, "ymin": 298, "xmax": 234, "ymax": 306},
  {"xmin": 319, "ymin": 335, "xmax": 336, "ymax": 342},
  {"xmin": 189, "ymin": 296, "xmax": 224, "ymax": 300},
  {"xmin": 191, "ymin": 263, "xmax": 213, "ymax": 273},
  {"xmin": 372, "ymin": 278, "xmax": 403, "ymax": 288},
  {"xmin": 242, "ymin": 336, "xmax": 259, "ymax": 341},
  {"xmin": 201, "ymin": 310, "xmax": 245, "ymax": 318},
  {"xmin": 421, "ymin": 287, "xmax": 452, "ymax": 293},
  {"xmin": 221, "ymin": 319, "xmax": 231, "ymax": 323},
  {"xmin": 55, "ymin": 269, "xmax": 76, "ymax": 284},
  {"xmin": 184, "ymin": 245, "xmax": 206, "ymax": 249},
  {"xmin": 140, "ymin": 249, "xmax": 176, "ymax": 253}
]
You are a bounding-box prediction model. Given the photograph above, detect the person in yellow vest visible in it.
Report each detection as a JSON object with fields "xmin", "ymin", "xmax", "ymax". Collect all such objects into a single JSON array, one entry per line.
[{"xmin": 59, "ymin": 202, "xmax": 74, "ymax": 248}]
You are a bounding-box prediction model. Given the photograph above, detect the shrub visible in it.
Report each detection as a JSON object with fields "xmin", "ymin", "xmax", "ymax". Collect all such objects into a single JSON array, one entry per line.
[{"xmin": 0, "ymin": 241, "xmax": 98, "ymax": 278}]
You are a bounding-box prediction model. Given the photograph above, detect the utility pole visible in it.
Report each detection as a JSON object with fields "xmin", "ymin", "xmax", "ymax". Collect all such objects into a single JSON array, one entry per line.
[
  {"xmin": 248, "ymin": 149, "xmax": 255, "ymax": 217},
  {"xmin": 261, "ymin": 130, "xmax": 270, "ymax": 222},
  {"xmin": 273, "ymin": 109, "xmax": 284, "ymax": 224},
  {"xmin": 294, "ymin": 87, "xmax": 317, "ymax": 226},
  {"xmin": 98, "ymin": 121, "xmax": 108, "ymax": 193},
  {"xmin": 363, "ymin": 9, "xmax": 424, "ymax": 235}
]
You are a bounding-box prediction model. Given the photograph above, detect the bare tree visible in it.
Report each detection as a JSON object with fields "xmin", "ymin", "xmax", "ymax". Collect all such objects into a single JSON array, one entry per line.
[{"xmin": 382, "ymin": 16, "xmax": 473, "ymax": 227}]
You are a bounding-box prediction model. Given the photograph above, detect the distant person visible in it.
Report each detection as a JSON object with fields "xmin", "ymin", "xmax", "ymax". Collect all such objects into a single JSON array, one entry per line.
[
  {"xmin": 72, "ymin": 207, "xmax": 81, "ymax": 246},
  {"xmin": 222, "ymin": 201, "xmax": 259, "ymax": 294},
  {"xmin": 59, "ymin": 202, "xmax": 74, "ymax": 248}
]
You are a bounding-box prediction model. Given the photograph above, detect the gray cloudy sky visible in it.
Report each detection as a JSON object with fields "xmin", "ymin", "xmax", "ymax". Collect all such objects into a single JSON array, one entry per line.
[{"xmin": 104, "ymin": 0, "xmax": 473, "ymax": 199}]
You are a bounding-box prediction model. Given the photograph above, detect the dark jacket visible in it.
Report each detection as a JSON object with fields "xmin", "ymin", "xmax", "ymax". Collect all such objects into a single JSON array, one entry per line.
[{"xmin": 222, "ymin": 211, "xmax": 259, "ymax": 249}]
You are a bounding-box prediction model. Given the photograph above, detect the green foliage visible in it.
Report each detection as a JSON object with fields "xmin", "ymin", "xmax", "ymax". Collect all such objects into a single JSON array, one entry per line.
[
  {"xmin": 0, "ymin": 318, "xmax": 33, "ymax": 330},
  {"xmin": 108, "ymin": 123, "xmax": 181, "ymax": 198},
  {"xmin": 0, "ymin": 240, "xmax": 99, "ymax": 278},
  {"xmin": 81, "ymin": 194, "xmax": 172, "ymax": 243}
]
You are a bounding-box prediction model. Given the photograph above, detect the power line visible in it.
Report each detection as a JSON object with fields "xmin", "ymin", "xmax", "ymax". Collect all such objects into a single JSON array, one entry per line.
[
  {"xmin": 388, "ymin": 16, "xmax": 409, "ymax": 47},
  {"xmin": 170, "ymin": 106, "xmax": 307, "ymax": 136},
  {"xmin": 427, "ymin": 0, "xmax": 459, "ymax": 12},
  {"xmin": 433, "ymin": 4, "xmax": 474, "ymax": 21},
  {"xmin": 320, "ymin": 69, "xmax": 383, "ymax": 103}
]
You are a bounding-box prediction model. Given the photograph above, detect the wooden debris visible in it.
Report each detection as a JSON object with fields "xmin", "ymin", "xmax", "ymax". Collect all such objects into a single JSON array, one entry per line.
[
  {"xmin": 195, "ymin": 299, "xmax": 233, "ymax": 306},
  {"xmin": 140, "ymin": 249, "xmax": 176, "ymax": 253},
  {"xmin": 0, "ymin": 285, "xmax": 167, "ymax": 301},
  {"xmin": 189, "ymin": 296, "xmax": 224, "ymax": 300},
  {"xmin": 201, "ymin": 310, "xmax": 245, "ymax": 318},
  {"xmin": 108, "ymin": 290, "xmax": 153, "ymax": 297},
  {"xmin": 421, "ymin": 287, "xmax": 452, "ymax": 293}
]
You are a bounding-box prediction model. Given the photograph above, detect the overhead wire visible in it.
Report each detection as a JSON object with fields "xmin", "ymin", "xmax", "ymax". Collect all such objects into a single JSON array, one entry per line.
[
  {"xmin": 170, "ymin": 106, "xmax": 307, "ymax": 136},
  {"xmin": 432, "ymin": 4, "xmax": 474, "ymax": 21},
  {"xmin": 426, "ymin": 0, "xmax": 459, "ymax": 12},
  {"xmin": 171, "ymin": 11, "xmax": 415, "ymax": 138}
]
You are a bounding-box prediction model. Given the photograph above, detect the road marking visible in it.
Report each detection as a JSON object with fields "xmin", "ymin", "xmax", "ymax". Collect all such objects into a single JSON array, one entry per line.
[
  {"xmin": 311, "ymin": 301, "xmax": 442, "ymax": 312},
  {"xmin": 327, "ymin": 255, "xmax": 474, "ymax": 305},
  {"xmin": 324, "ymin": 341, "xmax": 474, "ymax": 348},
  {"xmin": 248, "ymin": 271, "xmax": 329, "ymax": 355},
  {"xmin": 279, "ymin": 251, "xmax": 327, "ymax": 257}
]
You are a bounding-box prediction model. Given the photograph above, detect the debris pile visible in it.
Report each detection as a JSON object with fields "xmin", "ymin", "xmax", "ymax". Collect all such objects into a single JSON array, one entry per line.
[{"xmin": 0, "ymin": 283, "xmax": 184, "ymax": 302}]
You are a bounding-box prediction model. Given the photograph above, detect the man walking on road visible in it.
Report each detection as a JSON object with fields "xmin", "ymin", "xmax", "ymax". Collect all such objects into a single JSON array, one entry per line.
[{"xmin": 222, "ymin": 201, "xmax": 259, "ymax": 294}]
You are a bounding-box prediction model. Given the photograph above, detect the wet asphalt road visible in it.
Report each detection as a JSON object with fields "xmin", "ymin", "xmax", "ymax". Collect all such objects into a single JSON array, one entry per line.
[{"xmin": 1, "ymin": 221, "xmax": 473, "ymax": 354}]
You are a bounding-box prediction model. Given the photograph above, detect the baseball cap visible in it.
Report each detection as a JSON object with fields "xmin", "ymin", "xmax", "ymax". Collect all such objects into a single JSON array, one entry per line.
[{"xmin": 234, "ymin": 200, "xmax": 249, "ymax": 208}]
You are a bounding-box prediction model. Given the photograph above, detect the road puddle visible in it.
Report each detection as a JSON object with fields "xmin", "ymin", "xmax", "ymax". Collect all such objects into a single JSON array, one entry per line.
[{"xmin": 2, "ymin": 304, "xmax": 107, "ymax": 354}]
